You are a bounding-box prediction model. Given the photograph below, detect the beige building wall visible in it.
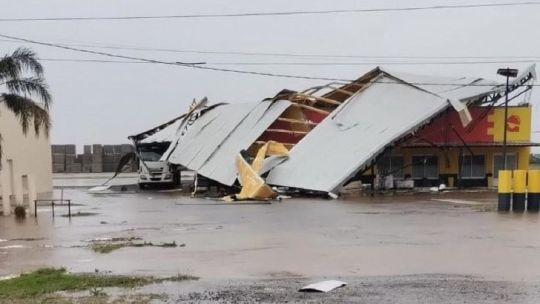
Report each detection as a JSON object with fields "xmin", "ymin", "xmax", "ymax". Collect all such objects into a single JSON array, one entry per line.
[{"xmin": 0, "ymin": 102, "xmax": 52, "ymax": 215}]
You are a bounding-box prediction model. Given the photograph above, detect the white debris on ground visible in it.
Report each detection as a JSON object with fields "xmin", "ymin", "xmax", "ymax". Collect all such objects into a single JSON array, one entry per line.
[
  {"xmin": 87, "ymin": 185, "xmax": 113, "ymax": 193},
  {"xmin": 299, "ymin": 280, "xmax": 347, "ymax": 292},
  {"xmin": 0, "ymin": 245, "xmax": 30, "ymax": 249},
  {"xmin": 431, "ymin": 199, "xmax": 486, "ymax": 206}
]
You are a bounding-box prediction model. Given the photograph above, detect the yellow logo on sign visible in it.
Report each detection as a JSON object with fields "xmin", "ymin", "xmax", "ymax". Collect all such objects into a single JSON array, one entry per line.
[{"xmin": 487, "ymin": 106, "xmax": 531, "ymax": 142}]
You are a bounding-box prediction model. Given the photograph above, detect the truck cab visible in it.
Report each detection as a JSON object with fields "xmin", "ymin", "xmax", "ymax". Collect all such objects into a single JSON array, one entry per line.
[{"xmin": 137, "ymin": 142, "xmax": 175, "ymax": 188}]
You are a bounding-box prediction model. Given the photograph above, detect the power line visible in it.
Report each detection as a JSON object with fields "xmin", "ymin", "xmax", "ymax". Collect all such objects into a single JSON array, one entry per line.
[
  {"xmin": 202, "ymin": 61, "xmax": 540, "ymax": 66},
  {"xmin": 41, "ymin": 58, "xmax": 145, "ymax": 64},
  {"xmin": 1, "ymin": 33, "xmax": 537, "ymax": 87},
  {"xmin": 4, "ymin": 38, "xmax": 540, "ymax": 61},
  {"xmin": 0, "ymin": 2, "xmax": 539, "ymax": 22},
  {"xmin": 39, "ymin": 58, "xmax": 540, "ymax": 66},
  {"xmin": 0, "ymin": 33, "xmax": 351, "ymax": 82}
]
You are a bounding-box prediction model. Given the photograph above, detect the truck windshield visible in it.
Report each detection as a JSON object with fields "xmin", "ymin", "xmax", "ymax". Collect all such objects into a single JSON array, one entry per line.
[
  {"xmin": 140, "ymin": 151, "xmax": 163, "ymax": 162},
  {"xmin": 138, "ymin": 143, "xmax": 170, "ymax": 162}
]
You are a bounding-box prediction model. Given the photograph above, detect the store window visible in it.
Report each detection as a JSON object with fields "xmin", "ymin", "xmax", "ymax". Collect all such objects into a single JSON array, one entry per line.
[
  {"xmin": 493, "ymin": 154, "xmax": 517, "ymax": 178},
  {"xmin": 377, "ymin": 156, "xmax": 404, "ymax": 178},
  {"xmin": 459, "ymin": 155, "xmax": 485, "ymax": 178},
  {"xmin": 411, "ymin": 155, "xmax": 438, "ymax": 179}
]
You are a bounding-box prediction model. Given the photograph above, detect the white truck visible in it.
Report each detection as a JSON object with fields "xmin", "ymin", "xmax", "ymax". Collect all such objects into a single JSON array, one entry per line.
[
  {"xmin": 129, "ymin": 98, "xmax": 209, "ymax": 189},
  {"xmin": 136, "ymin": 142, "xmax": 177, "ymax": 188},
  {"xmin": 128, "ymin": 115, "xmax": 185, "ymax": 189}
]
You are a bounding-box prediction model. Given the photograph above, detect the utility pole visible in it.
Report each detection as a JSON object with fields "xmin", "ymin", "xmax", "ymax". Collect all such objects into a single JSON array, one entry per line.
[{"xmin": 497, "ymin": 68, "xmax": 518, "ymax": 170}]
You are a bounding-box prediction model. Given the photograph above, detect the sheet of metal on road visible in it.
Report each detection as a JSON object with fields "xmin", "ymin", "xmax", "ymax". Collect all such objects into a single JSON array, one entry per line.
[
  {"xmin": 265, "ymin": 69, "xmax": 505, "ymax": 193},
  {"xmin": 166, "ymin": 100, "xmax": 292, "ymax": 186}
]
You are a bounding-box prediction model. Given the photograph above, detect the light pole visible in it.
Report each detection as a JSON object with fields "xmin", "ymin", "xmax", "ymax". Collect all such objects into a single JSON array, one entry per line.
[{"xmin": 497, "ymin": 68, "xmax": 518, "ymax": 170}]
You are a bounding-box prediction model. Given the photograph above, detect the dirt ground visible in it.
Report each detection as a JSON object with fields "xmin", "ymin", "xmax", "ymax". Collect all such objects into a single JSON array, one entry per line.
[
  {"xmin": 166, "ymin": 274, "xmax": 540, "ymax": 303},
  {"xmin": 3, "ymin": 275, "xmax": 539, "ymax": 303},
  {"xmin": 1, "ymin": 184, "xmax": 540, "ymax": 303}
]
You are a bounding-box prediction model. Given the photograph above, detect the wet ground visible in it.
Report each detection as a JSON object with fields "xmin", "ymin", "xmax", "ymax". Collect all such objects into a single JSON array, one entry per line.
[
  {"xmin": 2, "ymin": 178, "xmax": 540, "ymax": 302},
  {"xmin": 161, "ymin": 274, "xmax": 540, "ymax": 303},
  {"xmin": 52, "ymin": 173, "xmax": 139, "ymax": 188}
]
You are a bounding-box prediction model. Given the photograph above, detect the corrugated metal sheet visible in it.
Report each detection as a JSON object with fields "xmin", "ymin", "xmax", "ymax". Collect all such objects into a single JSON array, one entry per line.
[
  {"xmin": 165, "ymin": 103, "xmax": 255, "ymax": 171},
  {"xmin": 140, "ymin": 119, "xmax": 182, "ymax": 144},
  {"xmin": 166, "ymin": 100, "xmax": 292, "ymax": 186},
  {"xmin": 265, "ymin": 70, "xmax": 503, "ymax": 193},
  {"xmin": 197, "ymin": 100, "xmax": 291, "ymax": 185},
  {"xmin": 384, "ymin": 72, "xmax": 499, "ymax": 102}
]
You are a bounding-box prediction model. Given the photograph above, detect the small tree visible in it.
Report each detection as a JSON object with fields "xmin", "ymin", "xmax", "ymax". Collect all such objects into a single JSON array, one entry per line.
[{"xmin": 0, "ymin": 47, "xmax": 52, "ymax": 162}]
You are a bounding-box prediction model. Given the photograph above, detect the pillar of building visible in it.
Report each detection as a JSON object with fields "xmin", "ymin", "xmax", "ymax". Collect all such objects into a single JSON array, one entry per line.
[
  {"xmin": 1, "ymin": 166, "xmax": 11, "ymax": 215},
  {"xmin": 26, "ymin": 175, "xmax": 37, "ymax": 215},
  {"xmin": 12, "ymin": 164, "xmax": 24, "ymax": 206}
]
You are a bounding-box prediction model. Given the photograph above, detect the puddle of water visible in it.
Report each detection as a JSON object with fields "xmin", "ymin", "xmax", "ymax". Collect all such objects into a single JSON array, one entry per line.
[
  {"xmin": 0, "ymin": 274, "xmax": 19, "ymax": 281},
  {"xmin": 2, "ymin": 186, "xmax": 540, "ymax": 282},
  {"xmin": 432, "ymin": 199, "xmax": 487, "ymax": 205},
  {"xmin": 0, "ymin": 245, "xmax": 30, "ymax": 249}
]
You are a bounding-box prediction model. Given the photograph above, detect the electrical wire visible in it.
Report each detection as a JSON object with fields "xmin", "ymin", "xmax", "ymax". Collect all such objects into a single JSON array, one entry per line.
[
  {"xmin": 0, "ymin": 33, "xmax": 351, "ymax": 82},
  {"xmin": 0, "ymin": 2, "xmax": 539, "ymax": 22},
  {"xmin": 38, "ymin": 58, "xmax": 540, "ymax": 66},
  {"xmin": 1, "ymin": 33, "xmax": 538, "ymax": 87},
  {"xmin": 4, "ymin": 39, "xmax": 540, "ymax": 61}
]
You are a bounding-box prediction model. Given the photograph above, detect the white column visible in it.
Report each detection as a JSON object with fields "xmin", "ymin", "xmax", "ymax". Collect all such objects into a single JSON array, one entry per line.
[
  {"xmin": 1, "ymin": 167, "xmax": 11, "ymax": 215},
  {"xmin": 12, "ymin": 163, "xmax": 23, "ymax": 206},
  {"xmin": 27, "ymin": 175, "xmax": 37, "ymax": 215}
]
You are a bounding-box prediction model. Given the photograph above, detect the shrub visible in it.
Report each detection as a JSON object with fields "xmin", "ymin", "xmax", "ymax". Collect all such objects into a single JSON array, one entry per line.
[{"xmin": 14, "ymin": 206, "xmax": 26, "ymax": 219}]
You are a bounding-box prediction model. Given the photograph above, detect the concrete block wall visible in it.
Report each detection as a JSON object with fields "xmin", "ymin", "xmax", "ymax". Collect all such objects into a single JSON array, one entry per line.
[
  {"xmin": 82, "ymin": 145, "xmax": 92, "ymax": 173},
  {"xmin": 51, "ymin": 145, "xmax": 65, "ymax": 173},
  {"xmin": 51, "ymin": 144, "xmax": 138, "ymax": 173},
  {"xmin": 91, "ymin": 144, "xmax": 103, "ymax": 173}
]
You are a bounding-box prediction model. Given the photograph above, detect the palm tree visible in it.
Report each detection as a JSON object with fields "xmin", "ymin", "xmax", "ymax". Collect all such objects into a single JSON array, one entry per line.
[{"xmin": 0, "ymin": 47, "xmax": 52, "ymax": 162}]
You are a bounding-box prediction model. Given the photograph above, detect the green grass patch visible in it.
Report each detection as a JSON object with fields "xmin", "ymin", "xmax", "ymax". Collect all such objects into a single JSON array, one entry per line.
[
  {"xmin": 157, "ymin": 273, "xmax": 198, "ymax": 282},
  {"xmin": 0, "ymin": 268, "xmax": 150, "ymax": 299},
  {"xmin": 90, "ymin": 240, "xmax": 181, "ymax": 253},
  {"xmin": 0, "ymin": 268, "xmax": 198, "ymax": 300},
  {"xmin": 156, "ymin": 241, "xmax": 178, "ymax": 248},
  {"xmin": 90, "ymin": 243, "xmax": 127, "ymax": 254}
]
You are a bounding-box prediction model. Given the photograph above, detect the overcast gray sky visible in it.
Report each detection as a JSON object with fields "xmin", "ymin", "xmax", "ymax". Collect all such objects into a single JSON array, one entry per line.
[{"xmin": 0, "ymin": 0, "xmax": 539, "ymax": 150}]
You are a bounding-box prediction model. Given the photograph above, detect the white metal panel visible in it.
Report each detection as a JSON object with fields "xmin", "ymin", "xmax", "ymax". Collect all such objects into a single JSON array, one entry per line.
[
  {"xmin": 166, "ymin": 103, "xmax": 256, "ymax": 171},
  {"xmin": 299, "ymin": 280, "xmax": 347, "ymax": 293},
  {"xmin": 166, "ymin": 100, "xmax": 291, "ymax": 186},
  {"xmin": 259, "ymin": 155, "xmax": 288, "ymax": 176},
  {"xmin": 266, "ymin": 76, "xmax": 449, "ymax": 193},
  {"xmin": 197, "ymin": 100, "xmax": 292, "ymax": 185},
  {"xmin": 387, "ymin": 71, "xmax": 498, "ymax": 101},
  {"xmin": 140, "ymin": 119, "xmax": 181, "ymax": 144}
]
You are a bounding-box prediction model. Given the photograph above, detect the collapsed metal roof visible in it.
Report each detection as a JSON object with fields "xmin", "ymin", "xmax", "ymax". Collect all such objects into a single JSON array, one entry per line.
[
  {"xmin": 163, "ymin": 99, "xmax": 292, "ymax": 186},
  {"xmin": 132, "ymin": 66, "xmax": 535, "ymax": 194},
  {"xmin": 128, "ymin": 114, "xmax": 186, "ymax": 144},
  {"xmin": 265, "ymin": 67, "xmax": 535, "ymax": 193}
]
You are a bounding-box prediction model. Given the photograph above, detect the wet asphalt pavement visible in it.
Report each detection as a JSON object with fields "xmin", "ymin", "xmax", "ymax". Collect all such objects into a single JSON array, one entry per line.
[{"xmin": 1, "ymin": 183, "xmax": 540, "ymax": 302}]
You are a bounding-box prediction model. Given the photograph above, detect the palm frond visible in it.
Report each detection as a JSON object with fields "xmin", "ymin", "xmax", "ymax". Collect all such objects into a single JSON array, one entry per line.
[
  {"xmin": 0, "ymin": 55, "xmax": 20, "ymax": 81},
  {"xmin": 0, "ymin": 47, "xmax": 43, "ymax": 82},
  {"xmin": 1, "ymin": 93, "xmax": 50, "ymax": 136},
  {"xmin": 32, "ymin": 105, "xmax": 51, "ymax": 136},
  {"xmin": 4, "ymin": 77, "xmax": 51, "ymax": 108}
]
